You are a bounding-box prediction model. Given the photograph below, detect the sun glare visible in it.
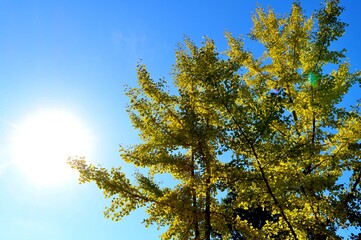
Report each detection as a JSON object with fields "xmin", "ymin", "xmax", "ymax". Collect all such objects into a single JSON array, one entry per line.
[{"xmin": 12, "ymin": 110, "xmax": 91, "ymax": 187}]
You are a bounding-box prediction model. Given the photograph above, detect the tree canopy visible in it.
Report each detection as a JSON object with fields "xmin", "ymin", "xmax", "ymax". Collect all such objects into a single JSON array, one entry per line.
[{"xmin": 69, "ymin": 0, "xmax": 361, "ymax": 239}]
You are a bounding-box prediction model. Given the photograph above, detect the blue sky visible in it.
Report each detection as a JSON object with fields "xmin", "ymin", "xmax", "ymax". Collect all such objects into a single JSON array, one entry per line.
[{"xmin": 0, "ymin": 1, "xmax": 360, "ymax": 239}]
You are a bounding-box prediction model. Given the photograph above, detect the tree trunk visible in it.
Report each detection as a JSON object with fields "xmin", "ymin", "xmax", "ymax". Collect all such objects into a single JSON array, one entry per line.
[
  {"xmin": 204, "ymin": 148, "xmax": 211, "ymax": 240},
  {"xmin": 191, "ymin": 150, "xmax": 200, "ymax": 240},
  {"xmin": 205, "ymin": 174, "xmax": 211, "ymax": 240}
]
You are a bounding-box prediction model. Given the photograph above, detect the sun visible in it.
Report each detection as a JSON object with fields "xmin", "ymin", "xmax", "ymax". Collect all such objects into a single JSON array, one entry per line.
[{"xmin": 12, "ymin": 109, "xmax": 92, "ymax": 187}]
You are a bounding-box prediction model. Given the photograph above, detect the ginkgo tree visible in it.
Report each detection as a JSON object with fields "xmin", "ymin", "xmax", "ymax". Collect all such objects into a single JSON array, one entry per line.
[{"xmin": 69, "ymin": 0, "xmax": 361, "ymax": 239}]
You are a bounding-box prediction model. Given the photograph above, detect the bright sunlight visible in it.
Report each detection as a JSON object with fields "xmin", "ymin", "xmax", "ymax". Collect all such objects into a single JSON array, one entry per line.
[{"xmin": 12, "ymin": 109, "xmax": 91, "ymax": 187}]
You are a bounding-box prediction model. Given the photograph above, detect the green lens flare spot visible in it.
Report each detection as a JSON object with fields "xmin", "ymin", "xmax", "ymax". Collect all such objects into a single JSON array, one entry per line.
[{"xmin": 308, "ymin": 72, "xmax": 319, "ymax": 87}]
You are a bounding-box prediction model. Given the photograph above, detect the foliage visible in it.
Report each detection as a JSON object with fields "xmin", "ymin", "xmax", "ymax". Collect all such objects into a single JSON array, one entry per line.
[{"xmin": 69, "ymin": 0, "xmax": 361, "ymax": 239}]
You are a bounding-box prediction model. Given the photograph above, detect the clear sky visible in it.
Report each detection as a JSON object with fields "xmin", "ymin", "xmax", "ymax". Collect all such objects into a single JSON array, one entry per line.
[{"xmin": 0, "ymin": 1, "xmax": 360, "ymax": 239}]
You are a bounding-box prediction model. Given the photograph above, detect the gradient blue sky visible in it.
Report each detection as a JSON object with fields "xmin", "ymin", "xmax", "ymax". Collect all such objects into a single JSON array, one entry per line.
[{"xmin": 0, "ymin": 1, "xmax": 360, "ymax": 239}]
